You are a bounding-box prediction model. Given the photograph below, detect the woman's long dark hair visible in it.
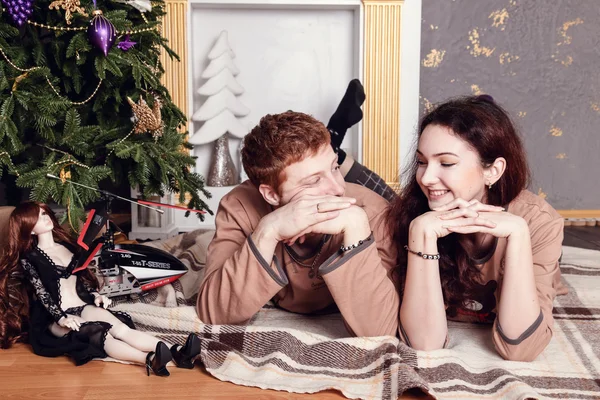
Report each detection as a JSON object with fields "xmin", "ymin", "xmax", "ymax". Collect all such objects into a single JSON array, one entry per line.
[
  {"xmin": 387, "ymin": 95, "xmax": 530, "ymax": 308},
  {"xmin": 0, "ymin": 202, "xmax": 99, "ymax": 348}
]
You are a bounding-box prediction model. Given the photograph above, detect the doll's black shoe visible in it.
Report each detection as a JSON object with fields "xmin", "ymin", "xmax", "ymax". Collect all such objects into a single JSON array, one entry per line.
[
  {"xmin": 145, "ymin": 341, "xmax": 172, "ymax": 376},
  {"xmin": 170, "ymin": 333, "xmax": 201, "ymax": 369}
]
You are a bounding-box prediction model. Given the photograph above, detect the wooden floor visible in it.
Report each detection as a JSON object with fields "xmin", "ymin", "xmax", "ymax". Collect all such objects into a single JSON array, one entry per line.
[
  {"xmin": 1, "ymin": 227, "xmax": 598, "ymax": 399},
  {"xmin": 0, "ymin": 344, "xmax": 430, "ymax": 399},
  {"xmin": 563, "ymin": 226, "xmax": 600, "ymax": 250}
]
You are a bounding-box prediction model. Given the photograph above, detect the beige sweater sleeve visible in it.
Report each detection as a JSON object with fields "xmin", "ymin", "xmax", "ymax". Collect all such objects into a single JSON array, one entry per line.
[
  {"xmin": 492, "ymin": 201, "xmax": 564, "ymax": 361},
  {"xmin": 318, "ymin": 206, "xmax": 400, "ymax": 337},
  {"xmin": 196, "ymin": 192, "xmax": 288, "ymax": 325}
]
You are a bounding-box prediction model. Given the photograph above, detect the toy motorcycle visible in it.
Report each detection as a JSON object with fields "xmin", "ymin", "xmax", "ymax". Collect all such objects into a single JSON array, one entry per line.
[{"xmin": 48, "ymin": 174, "xmax": 205, "ymax": 298}]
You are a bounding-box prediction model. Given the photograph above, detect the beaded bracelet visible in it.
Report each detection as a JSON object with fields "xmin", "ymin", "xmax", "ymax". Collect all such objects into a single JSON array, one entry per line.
[
  {"xmin": 404, "ymin": 245, "xmax": 440, "ymax": 260},
  {"xmin": 340, "ymin": 233, "xmax": 373, "ymax": 252}
]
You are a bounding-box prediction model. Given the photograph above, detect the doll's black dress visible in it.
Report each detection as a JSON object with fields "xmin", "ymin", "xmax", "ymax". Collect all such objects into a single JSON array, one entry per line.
[{"xmin": 20, "ymin": 243, "xmax": 134, "ymax": 366}]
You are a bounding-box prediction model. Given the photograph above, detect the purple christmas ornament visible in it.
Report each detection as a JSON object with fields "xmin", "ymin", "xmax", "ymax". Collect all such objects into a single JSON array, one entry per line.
[
  {"xmin": 1, "ymin": 0, "xmax": 34, "ymax": 26},
  {"xmin": 87, "ymin": 10, "xmax": 116, "ymax": 57},
  {"xmin": 117, "ymin": 34, "xmax": 136, "ymax": 51}
]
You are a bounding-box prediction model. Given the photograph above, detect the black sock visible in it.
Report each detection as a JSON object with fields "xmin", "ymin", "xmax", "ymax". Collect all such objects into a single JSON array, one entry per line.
[
  {"xmin": 327, "ymin": 79, "xmax": 365, "ymax": 160},
  {"xmin": 335, "ymin": 147, "xmax": 347, "ymax": 165}
]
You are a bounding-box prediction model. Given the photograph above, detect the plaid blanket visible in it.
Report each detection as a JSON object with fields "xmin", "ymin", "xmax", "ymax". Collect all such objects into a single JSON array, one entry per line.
[
  {"xmin": 418, "ymin": 245, "xmax": 600, "ymax": 400},
  {"xmin": 112, "ymin": 230, "xmax": 430, "ymax": 399},
  {"xmin": 112, "ymin": 230, "xmax": 600, "ymax": 400}
]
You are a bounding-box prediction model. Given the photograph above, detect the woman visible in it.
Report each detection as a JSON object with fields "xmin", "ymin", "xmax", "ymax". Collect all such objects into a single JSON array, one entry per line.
[
  {"xmin": 386, "ymin": 95, "xmax": 564, "ymax": 361},
  {"xmin": 0, "ymin": 201, "xmax": 200, "ymax": 375}
]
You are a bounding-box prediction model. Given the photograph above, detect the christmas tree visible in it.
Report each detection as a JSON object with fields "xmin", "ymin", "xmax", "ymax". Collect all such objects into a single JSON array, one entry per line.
[{"xmin": 0, "ymin": 0, "xmax": 211, "ymax": 227}]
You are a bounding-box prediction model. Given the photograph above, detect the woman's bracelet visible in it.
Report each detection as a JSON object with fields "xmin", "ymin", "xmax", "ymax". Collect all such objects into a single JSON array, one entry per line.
[
  {"xmin": 404, "ymin": 245, "xmax": 440, "ymax": 260},
  {"xmin": 340, "ymin": 232, "xmax": 373, "ymax": 252}
]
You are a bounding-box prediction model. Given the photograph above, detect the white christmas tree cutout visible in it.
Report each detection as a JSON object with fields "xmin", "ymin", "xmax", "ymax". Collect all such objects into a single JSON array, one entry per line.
[
  {"xmin": 201, "ymin": 52, "xmax": 240, "ymax": 78},
  {"xmin": 190, "ymin": 31, "xmax": 250, "ymax": 145}
]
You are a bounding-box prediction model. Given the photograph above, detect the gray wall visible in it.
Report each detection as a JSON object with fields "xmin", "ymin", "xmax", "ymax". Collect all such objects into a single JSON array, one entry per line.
[{"xmin": 419, "ymin": 1, "xmax": 599, "ymax": 209}]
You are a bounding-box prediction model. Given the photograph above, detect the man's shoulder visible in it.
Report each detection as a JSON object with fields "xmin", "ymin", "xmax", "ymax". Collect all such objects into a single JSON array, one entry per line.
[
  {"xmin": 219, "ymin": 181, "xmax": 270, "ymax": 217},
  {"xmin": 222, "ymin": 180, "xmax": 261, "ymax": 201},
  {"xmin": 345, "ymin": 183, "xmax": 389, "ymax": 217}
]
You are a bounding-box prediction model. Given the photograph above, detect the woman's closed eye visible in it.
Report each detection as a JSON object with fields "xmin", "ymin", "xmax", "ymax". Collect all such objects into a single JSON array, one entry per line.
[{"xmin": 416, "ymin": 160, "xmax": 455, "ymax": 167}]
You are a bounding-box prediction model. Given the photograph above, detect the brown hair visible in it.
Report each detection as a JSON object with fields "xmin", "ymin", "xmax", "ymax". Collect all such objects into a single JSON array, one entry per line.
[
  {"xmin": 241, "ymin": 111, "xmax": 331, "ymax": 189},
  {"xmin": 387, "ymin": 95, "xmax": 530, "ymax": 308},
  {"xmin": 0, "ymin": 202, "xmax": 99, "ymax": 348}
]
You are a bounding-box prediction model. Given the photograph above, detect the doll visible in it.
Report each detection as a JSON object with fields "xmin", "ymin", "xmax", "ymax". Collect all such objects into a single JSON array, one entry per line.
[{"xmin": 0, "ymin": 201, "xmax": 200, "ymax": 376}]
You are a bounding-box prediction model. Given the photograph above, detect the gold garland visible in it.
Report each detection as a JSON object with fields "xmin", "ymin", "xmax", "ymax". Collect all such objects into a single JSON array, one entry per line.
[
  {"xmin": 27, "ymin": 19, "xmax": 159, "ymax": 35},
  {"xmin": 0, "ymin": 47, "xmax": 38, "ymax": 72},
  {"xmin": 50, "ymin": 157, "xmax": 89, "ymax": 170},
  {"xmin": 45, "ymin": 76, "xmax": 103, "ymax": 106},
  {"xmin": 43, "ymin": 145, "xmax": 91, "ymax": 170},
  {"xmin": 0, "ymin": 47, "xmax": 102, "ymax": 105},
  {"xmin": 105, "ymin": 127, "xmax": 135, "ymax": 162},
  {"xmin": 0, "ymin": 151, "xmax": 20, "ymax": 176},
  {"xmin": 27, "ymin": 20, "xmax": 86, "ymax": 31}
]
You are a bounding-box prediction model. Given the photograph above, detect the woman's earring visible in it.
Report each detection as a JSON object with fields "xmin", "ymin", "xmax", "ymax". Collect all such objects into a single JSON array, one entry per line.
[{"xmin": 488, "ymin": 182, "xmax": 493, "ymax": 190}]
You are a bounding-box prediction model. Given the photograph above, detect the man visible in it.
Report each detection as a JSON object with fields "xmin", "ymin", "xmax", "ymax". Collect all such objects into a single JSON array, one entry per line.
[{"xmin": 196, "ymin": 111, "xmax": 399, "ymax": 337}]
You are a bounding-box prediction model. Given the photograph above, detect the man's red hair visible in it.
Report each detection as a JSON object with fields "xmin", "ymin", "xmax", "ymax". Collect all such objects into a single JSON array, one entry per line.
[{"xmin": 241, "ymin": 111, "xmax": 331, "ymax": 189}]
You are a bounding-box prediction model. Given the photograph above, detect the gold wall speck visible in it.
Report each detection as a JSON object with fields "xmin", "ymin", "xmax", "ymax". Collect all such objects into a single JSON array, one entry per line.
[
  {"xmin": 421, "ymin": 96, "xmax": 433, "ymax": 113},
  {"xmin": 471, "ymin": 84, "xmax": 483, "ymax": 95},
  {"xmin": 468, "ymin": 28, "xmax": 495, "ymax": 57},
  {"xmin": 362, "ymin": 0, "xmax": 404, "ymax": 191},
  {"xmin": 160, "ymin": 0, "xmax": 188, "ymax": 133},
  {"xmin": 422, "ymin": 49, "xmax": 446, "ymax": 68},
  {"xmin": 499, "ymin": 52, "xmax": 519, "ymax": 64},
  {"xmin": 489, "ymin": 8, "xmax": 509, "ymax": 30},
  {"xmin": 550, "ymin": 125, "xmax": 563, "ymax": 137},
  {"xmin": 558, "ymin": 18, "xmax": 584, "ymax": 46},
  {"xmin": 537, "ymin": 188, "xmax": 547, "ymax": 200}
]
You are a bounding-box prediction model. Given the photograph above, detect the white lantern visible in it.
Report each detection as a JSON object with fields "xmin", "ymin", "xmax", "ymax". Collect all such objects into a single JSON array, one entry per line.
[{"xmin": 129, "ymin": 187, "xmax": 178, "ymax": 240}]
